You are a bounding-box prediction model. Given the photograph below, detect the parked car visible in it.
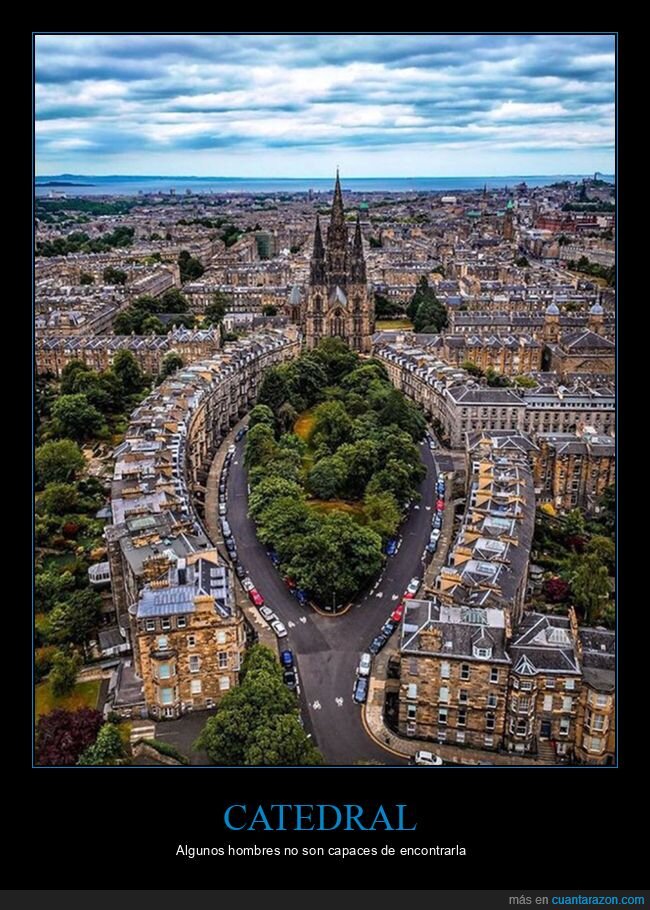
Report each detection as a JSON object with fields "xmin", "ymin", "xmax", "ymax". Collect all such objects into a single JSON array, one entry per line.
[
  {"xmin": 412, "ymin": 750, "xmax": 443, "ymax": 767},
  {"xmin": 357, "ymin": 652, "xmax": 372, "ymax": 677},
  {"xmin": 381, "ymin": 619, "xmax": 397, "ymax": 638},
  {"xmin": 385, "ymin": 538, "xmax": 399, "ymax": 557},
  {"xmin": 267, "ymin": 549, "xmax": 281, "ymax": 567},
  {"xmin": 280, "ymin": 649, "xmax": 294, "ymax": 668},
  {"xmin": 220, "ymin": 518, "xmax": 232, "ymax": 538},
  {"xmin": 353, "ymin": 676, "xmax": 369, "ymax": 704},
  {"xmin": 436, "ymin": 499, "xmax": 445, "ymax": 511},
  {"xmin": 283, "ymin": 576, "xmax": 297, "ymax": 589},
  {"xmin": 228, "ymin": 444, "xmax": 236, "ymax": 455},
  {"xmin": 219, "ymin": 503, "xmax": 227, "ymax": 516},
  {"xmin": 429, "ymin": 439, "xmax": 437, "ymax": 449},
  {"xmin": 431, "ymin": 527, "xmax": 441, "ymax": 540},
  {"xmin": 259, "ymin": 605, "xmax": 276, "ymax": 621},
  {"xmin": 369, "ymin": 634, "xmax": 388, "ymax": 655},
  {"xmin": 407, "ymin": 577, "xmax": 420, "ymax": 596},
  {"xmin": 271, "ymin": 619, "xmax": 288, "ymax": 638},
  {"xmin": 242, "ymin": 577, "xmax": 255, "ymax": 592},
  {"xmin": 219, "ymin": 482, "xmax": 226, "ymax": 494},
  {"xmin": 249, "ymin": 589, "xmax": 264, "ymax": 607},
  {"xmin": 295, "ymin": 589, "xmax": 308, "ymax": 606},
  {"xmin": 225, "ymin": 540, "xmax": 237, "ymax": 558},
  {"xmin": 433, "ymin": 513, "xmax": 443, "ymax": 529},
  {"xmin": 390, "ymin": 603, "xmax": 405, "ymax": 623},
  {"xmin": 283, "ymin": 668, "xmax": 297, "ymax": 690},
  {"xmin": 426, "ymin": 539, "xmax": 438, "ymax": 554},
  {"xmin": 436, "ymin": 481, "xmax": 445, "ymax": 492},
  {"xmin": 235, "ymin": 563, "xmax": 246, "ymax": 579},
  {"xmin": 235, "ymin": 428, "xmax": 247, "ymax": 442}
]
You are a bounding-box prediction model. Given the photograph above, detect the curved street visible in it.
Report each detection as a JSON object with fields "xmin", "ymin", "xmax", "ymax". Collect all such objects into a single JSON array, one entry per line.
[{"xmin": 225, "ymin": 434, "xmax": 437, "ymax": 765}]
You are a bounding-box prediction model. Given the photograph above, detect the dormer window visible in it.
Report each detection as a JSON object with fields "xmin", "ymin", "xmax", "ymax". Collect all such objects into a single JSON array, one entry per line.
[{"xmin": 473, "ymin": 645, "xmax": 492, "ymax": 659}]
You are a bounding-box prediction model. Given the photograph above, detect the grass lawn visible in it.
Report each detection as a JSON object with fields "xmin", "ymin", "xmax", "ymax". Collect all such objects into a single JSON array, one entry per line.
[
  {"xmin": 306, "ymin": 499, "xmax": 366, "ymax": 523},
  {"xmin": 294, "ymin": 408, "xmax": 316, "ymax": 442},
  {"xmin": 35, "ymin": 678, "xmax": 101, "ymax": 719},
  {"xmin": 376, "ymin": 318, "xmax": 414, "ymax": 330}
]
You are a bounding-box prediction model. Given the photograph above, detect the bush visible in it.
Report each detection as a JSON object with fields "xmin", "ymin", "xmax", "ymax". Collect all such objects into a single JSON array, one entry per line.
[{"xmin": 138, "ymin": 738, "xmax": 190, "ymax": 765}]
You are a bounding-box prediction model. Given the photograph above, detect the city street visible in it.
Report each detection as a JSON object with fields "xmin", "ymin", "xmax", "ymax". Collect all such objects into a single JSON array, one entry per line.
[{"xmin": 225, "ymin": 434, "xmax": 437, "ymax": 764}]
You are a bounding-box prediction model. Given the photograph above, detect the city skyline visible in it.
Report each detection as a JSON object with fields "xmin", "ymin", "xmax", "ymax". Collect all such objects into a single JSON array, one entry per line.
[{"xmin": 36, "ymin": 33, "xmax": 615, "ymax": 177}]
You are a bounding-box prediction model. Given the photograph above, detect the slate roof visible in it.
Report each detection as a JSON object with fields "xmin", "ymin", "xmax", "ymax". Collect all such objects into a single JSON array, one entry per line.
[
  {"xmin": 509, "ymin": 613, "xmax": 580, "ymax": 675},
  {"xmin": 400, "ymin": 599, "xmax": 511, "ymax": 664}
]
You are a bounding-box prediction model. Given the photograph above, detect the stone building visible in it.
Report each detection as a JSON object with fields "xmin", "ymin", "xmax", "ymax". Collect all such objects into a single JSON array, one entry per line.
[
  {"xmin": 303, "ymin": 172, "xmax": 374, "ymax": 352},
  {"xmin": 441, "ymin": 334, "xmax": 542, "ymax": 376},
  {"xmin": 130, "ymin": 548, "xmax": 245, "ymax": 720},
  {"xmin": 534, "ymin": 430, "xmax": 615, "ymax": 512},
  {"xmin": 575, "ymin": 627, "xmax": 615, "ymax": 765},
  {"xmin": 544, "ymin": 303, "xmax": 615, "ymax": 376}
]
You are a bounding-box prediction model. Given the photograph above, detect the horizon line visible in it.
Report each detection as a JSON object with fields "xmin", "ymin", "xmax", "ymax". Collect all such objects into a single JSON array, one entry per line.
[{"xmin": 36, "ymin": 171, "xmax": 615, "ymax": 180}]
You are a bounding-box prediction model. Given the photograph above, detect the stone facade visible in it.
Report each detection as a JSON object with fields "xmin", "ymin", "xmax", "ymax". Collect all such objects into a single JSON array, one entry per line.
[
  {"xmin": 534, "ymin": 430, "xmax": 615, "ymax": 512},
  {"xmin": 303, "ymin": 172, "xmax": 374, "ymax": 352}
]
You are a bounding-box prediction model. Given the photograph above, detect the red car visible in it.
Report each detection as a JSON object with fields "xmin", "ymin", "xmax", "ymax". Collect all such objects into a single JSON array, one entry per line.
[
  {"xmin": 249, "ymin": 589, "xmax": 264, "ymax": 607},
  {"xmin": 283, "ymin": 576, "xmax": 297, "ymax": 589},
  {"xmin": 436, "ymin": 499, "xmax": 445, "ymax": 511},
  {"xmin": 390, "ymin": 603, "xmax": 405, "ymax": 623},
  {"xmin": 403, "ymin": 591, "xmax": 415, "ymax": 600}
]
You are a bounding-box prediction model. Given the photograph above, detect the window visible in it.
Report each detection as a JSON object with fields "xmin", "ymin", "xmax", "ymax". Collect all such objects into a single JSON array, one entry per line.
[
  {"xmin": 161, "ymin": 618, "xmax": 171, "ymax": 631},
  {"xmin": 189, "ymin": 655, "xmax": 201, "ymax": 673},
  {"xmin": 407, "ymin": 704, "xmax": 417, "ymax": 720},
  {"xmin": 458, "ymin": 709, "xmax": 467, "ymax": 727},
  {"xmin": 487, "ymin": 693, "xmax": 497, "ymax": 708},
  {"xmin": 484, "ymin": 735, "xmax": 494, "ymax": 747},
  {"xmin": 440, "ymin": 661, "xmax": 450, "ymax": 679},
  {"xmin": 219, "ymin": 676, "xmax": 231, "ymax": 691},
  {"xmin": 190, "ymin": 679, "xmax": 202, "ymax": 695},
  {"xmin": 160, "ymin": 687, "xmax": 174, "ymax": 705},
  {"xmin": 543, "ymin": 695, "xmax": 553, "ymax": 712},
  {"xmin": 407, "ymin": 683, "xmax": 418, "ymax": 700},
  {"xmin": 520, "ymin": 680, "xmax": 533, "ymax": 691},
  {"xmin": 559, "ymin": 717, "xmax": 570, "ymax": 736},
  {"xmin": 157, "ymin": 635, "xmax": 169, "ymax": 650},
  {"xmin": 516, "ymin": 718, "xmax": 527, "ymax": 736},
  {"xmin": 145, "ymin": 620, "xmax": 156, "ymax": 632},
  {"xmin": 545, "ymin": 678, "xmax": 555, "ymax": 689},
  {"xmin": 459, "ymin": 689, "xmax": 468, "ymax": 704},
  {"xmin": 158, "ymin": 663, "xmax": 171, "ymax": 680},
  {"xmin": 216, "ymin": 651, "xmax": 228, "ymax": 669},
  {"xmin": 460, "ymin": 664, "xmax": 470, "ymax": 680},
  {"xmin": 490, "ymin": 668, "xmax": 499, "ymax": 684},
  {"xmin": 486, "ymin": 713, "xmax": 495, "ymax": 732},
  {"xmin": 587, "ymin": 735, "xmax": 603, "ymax": 752},
  {"xmin": 556, "ymin": 742, "xmax": 567, "ymax": 755},
  {"xmin": 564, "ymin": 679, "xmax": 575, "ymax": 691},
  {"xmin": 473, "ymin": 646, "xmax": 492, "ymax": 659},
  {"xmin": 562, "ymin": 697, "xmax": 573, "ymax": 712},
  {"xmin": 187, "ymin": 635, "xmax": 196, "ymax": 648},
  {"xmin": 177, "ymin": 616, "xmax": 187, "ymax": 629},
  {"xmin": 590, "ymin": 713, "xmax": 606, "ymax": 732},
  {"xmin": 439, "ymin": 686, "xmax": 449, "ymax": 704},
  {"xmin": 437, "ymin": 730, "xmax": 446, "ymax": 743},
  {"xmin": 517, "ymin": 696, "xmax": 530, "ymax": 712},
  {"xmin": 595, "ymin": 693, "xmax": 609, "ymax": 707},
  {"xmin": 216, "ymin": 630, "xmax": 227, "ymax": 645},
  {"xmin": 438, "ymin": 708, "xmax": 448, "ymax": 725},
  {"xmin": 456, "ymin": 731, "xmax": 465, "ymax": 744}
]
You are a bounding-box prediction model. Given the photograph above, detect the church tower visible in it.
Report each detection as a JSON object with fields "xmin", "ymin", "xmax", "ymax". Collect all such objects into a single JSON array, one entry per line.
[{"xmin": 303, "ymin": 171, "xmax": 374, "ymax": 352}]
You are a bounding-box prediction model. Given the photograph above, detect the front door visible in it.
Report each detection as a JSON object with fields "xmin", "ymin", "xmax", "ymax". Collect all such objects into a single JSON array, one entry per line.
[{"xmin": 540, "ymin": 720, "xmax": 552, "ymax": 739}]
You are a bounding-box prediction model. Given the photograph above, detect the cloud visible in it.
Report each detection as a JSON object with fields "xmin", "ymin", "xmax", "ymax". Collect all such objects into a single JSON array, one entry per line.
[{"xmin": 34, "ymin": 33, "xmax": 615, "ymax": 176}]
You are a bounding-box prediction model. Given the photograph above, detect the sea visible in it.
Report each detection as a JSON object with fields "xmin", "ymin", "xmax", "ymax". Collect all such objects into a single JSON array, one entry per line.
[{"xmin": 35, "ymin": 174, "xmax": 615, "ymax": 198}]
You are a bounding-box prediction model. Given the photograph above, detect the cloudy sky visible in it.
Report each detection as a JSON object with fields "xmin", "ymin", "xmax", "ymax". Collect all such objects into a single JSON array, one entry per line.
[{"xmin": 35, "ymin": 33, "xmax": 615, "ymax": 177}]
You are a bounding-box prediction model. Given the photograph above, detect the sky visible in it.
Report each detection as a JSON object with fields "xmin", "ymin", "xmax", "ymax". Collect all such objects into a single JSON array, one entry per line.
[{"xmin": 35, "ymin": 33, "xmax": 615, "ymax": 177}]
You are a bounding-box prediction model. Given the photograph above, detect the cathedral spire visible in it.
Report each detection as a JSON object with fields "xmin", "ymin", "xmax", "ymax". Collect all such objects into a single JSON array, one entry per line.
[
  {"xmin": 310, "ymin": 214, "xmax": 326, "ymax": 285},
  {"xmin": 313, "ymin": 214, "xmax": 324, "ymax": 258},
  {"xmin": 350, "ymin": 213, "xmax": 366, "ymax": 284},
  {"xmin": 331, "ymin": 168, "xmax": 345, "ymax": 228}
]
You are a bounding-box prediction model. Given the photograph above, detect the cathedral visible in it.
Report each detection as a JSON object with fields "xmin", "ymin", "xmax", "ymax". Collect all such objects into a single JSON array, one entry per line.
[{"xmin": 303, "ymin": 171, "xmax": 374, "ymax": 352}]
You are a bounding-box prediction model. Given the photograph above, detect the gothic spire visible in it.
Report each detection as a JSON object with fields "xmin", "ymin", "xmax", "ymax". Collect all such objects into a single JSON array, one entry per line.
[
  {"xmin": 310, "ymin": 214, "xmax": 326, "ymax": 285},
  {"xmin": 331, "ymin": 168, "xmax": 345, "ymax": 228},
  {"xmin": 350, "ymin": 213, "xmax": 366, "ymax": 284},
  {"xmin": 313, "ymin": 214, "xmax": 324, "ymax": 258}
]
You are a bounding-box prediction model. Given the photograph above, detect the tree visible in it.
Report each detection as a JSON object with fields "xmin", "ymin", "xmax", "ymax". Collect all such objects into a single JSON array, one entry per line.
[
  {"xmin": 586, "ymin": 535, "xmax": 615, "ymax": 574},
  {"xmin": 412, "ymin": 295, "xmax": 448, "ymax": 333},
  {"xmin": 262, "ymin": 305, "xmax": 278, "ymax": 316},
  {"xmin": 543, "ymin": 576, "xmax": 570, "ymax": 604},
  {"xmin": 40, "ymin": 482, "xmax": 79, "ymax": 516},
  {"xmin": 567, "ymin": 553, "xmax": 611, "ymax": 623},
  {"xmin": 141, "ymin": 314, "xmax": 166, "ymax": 335},
  {"xmin": 35, "ymin": 439, "xmax": 85, "ymax": 488},
  {"xmin": 77, "ymin": 723, "xmax": 126, "ymax": 765},
  {"xmin": 178, "ymin": 250, "xmax": 204, "ymax": 282},
  {"xmin": 50, "ymin": 650, "xmax": 82, "ymax": 697},
  {"xmin": 245, "ymin": 714, "xmax": 321, "ymax": 766},
  {"xmin": 285, "ymin": 357, "xmax": 328, "ymax": 411},
  {"xmin": 311, "ymin": 400, "xmax": 353, "ymax": 453},
  {"xmin": 112, "ymin": 349, "xmax": 146, "ymax": 395},
  {"xmin": 378, "ymin": 388, "xmax": 426, "ymax": 441},
  {"xmin": 374, "ymin": 293, "xmax": 403, "ymax": 319},
  {"xmin": 595, "ymin": 484, "xmax": 615, "ymax": 536},
  {"xmin": 244, "ymin": 424, "xmax": 278, "ymax": 470},
  {"xmin": 49, "ymin": 588, "xmax": 102, "ymax": 654},
  {"xmin": 35, "ymin": 708, "xmax": 103, "ymax": 766},
  {"xmin": 203, "ymin": 291, "xmax": 230, "ymax": 327},
  {"xmin": 308, "ymin": 454, "xmax": 348, "ymax": 500},
  {"xmin": 336, "ymin": 440, "xmax": 378, "ymax": 498},
  {"xmin": 102, "ymin": 266, "xmax": 127, "ymax": 285},
  {"xmin": 310, "ymin": 337, "xmax": 358, "ymax": 384},
  {"xmin": 35, "ymin": 570, "xmax": 76, "ymax": 613},
  {"xmin": 157, "ymin": 352, "xmax": 184, "ymax": 383},
  {"xmin": 257, "ymin": 367, "xmax": 290, "ymax": 414},
  {"xmin": 51, "ymin": 393, "xmax": 105, "ymax": 441},
  {"xmin": 79, "ymin": 272, "xmax": 94, "ymax": 285},
  {"xmin": 406, "ymin": 276, "xmax": 431, "ymax": 322},
  {"xmin": 363, "ymin": 491, "xmax": 401, "ymax": 540},
  {"xmin": 256, "ymin": 497, "xmax": 314, "ymax": 554},
  {"xmin": 248, "ymin": 404, "xmax": 276, "ymax": 432},
  {"xmin": 158, "ymin": 288, "xmax": 189, "ymax": 313},
  {"xmin": 248, "ymin": 476, "xmax": 304, "ymax": 520}
]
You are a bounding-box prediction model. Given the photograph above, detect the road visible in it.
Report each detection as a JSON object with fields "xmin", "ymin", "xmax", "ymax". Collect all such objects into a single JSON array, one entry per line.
[{"xmin": 225, "ymin": 436, "xmax": 437, "ymax": 765}]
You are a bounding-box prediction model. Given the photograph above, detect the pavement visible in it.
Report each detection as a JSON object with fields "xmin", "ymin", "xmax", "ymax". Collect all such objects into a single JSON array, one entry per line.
[{"xmin": 224, "ymin": 431, "xmax": 441, "ymax": 765}]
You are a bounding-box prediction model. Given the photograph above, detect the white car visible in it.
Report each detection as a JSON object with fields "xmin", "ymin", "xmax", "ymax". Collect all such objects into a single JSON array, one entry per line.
[
  {"xmin": 218, "ymin": 503, "xmax": 227, "ymax": 516},
  {"xmin": 357, "ymin": 652, "xmax": 372, "ymax": 677},
  {"xmin": 259, "ymin": 606, "xmax": 277, "ymax": 622},
  {"xmin": 228, "ymin": 444, "xmax": 236, "ymax": 455},
  {"xmin": 271, "ymin": 620, "xmax": 288, "ymax": 638},
  {"xmin": 241, "ymin": 577, "xmax": 255, "ymax": 592},
  {"xmin": 406, "ymin": 577, "xmax": 420, "ymax": 595},
  {"xmin": 431, "ymin": 527, "xmax": 441, "ymax": 540},
  {"xmin": 413, "ymin": 750, "xmax": 443, "ymax": 766}
]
